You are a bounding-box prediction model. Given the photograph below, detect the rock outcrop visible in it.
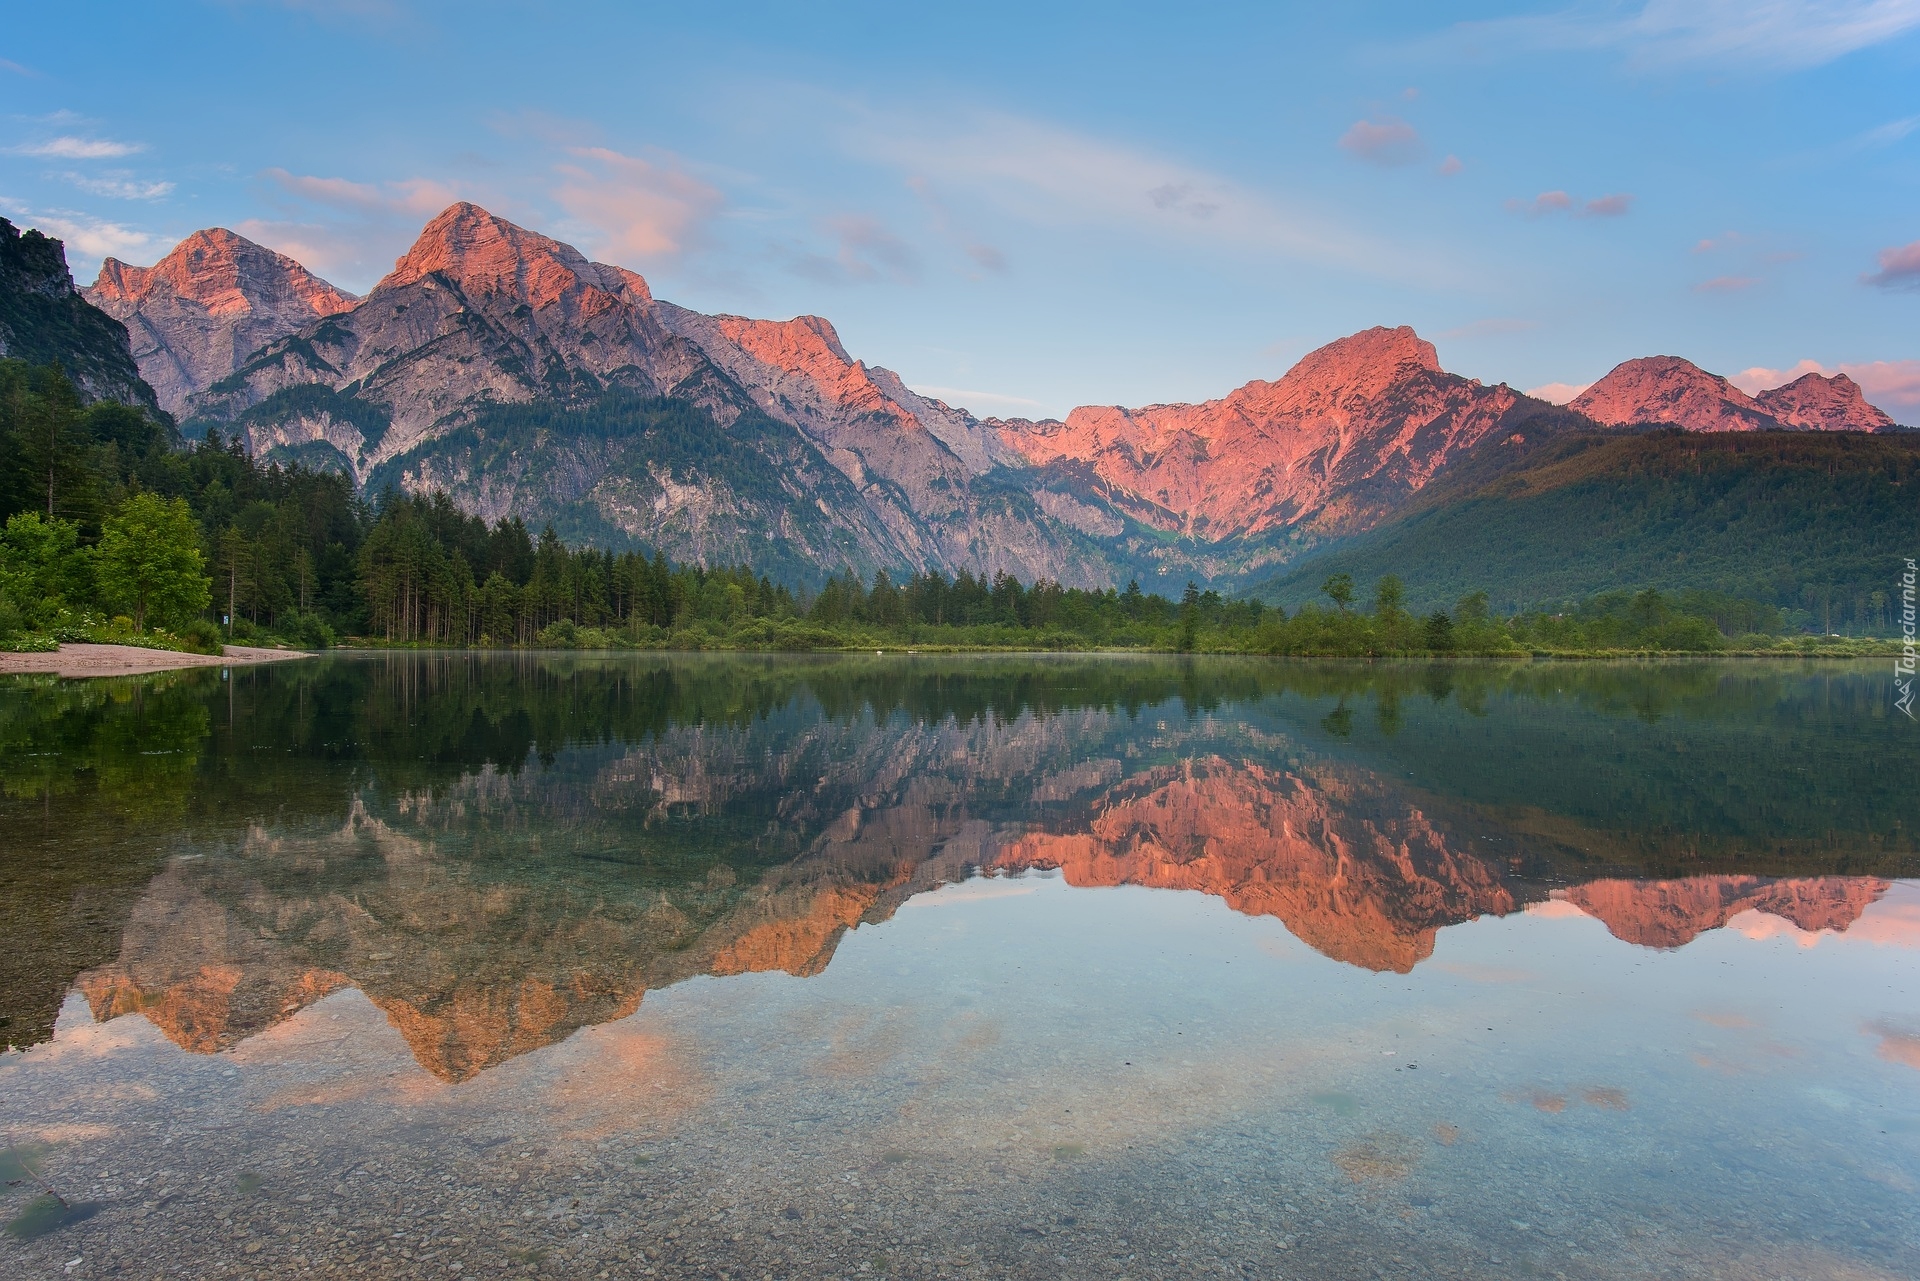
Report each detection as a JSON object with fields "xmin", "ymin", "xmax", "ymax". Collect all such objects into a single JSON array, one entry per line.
[
  {"xmin": 1559, "ymin": 876, "xmax": 1889, "ymax": 948},
  {"xmin": 1571, "ymin": 356, "xmax": 1783, "ymax": 431},
  {"xmin": 993, "ymin": 326, "xmax": 1576, "ymax": 577},
  {"xmin": 992, "ymin": 756, "xmax": 1518, "ymax": 972},
  {"xmin": 1755, "ymin": 371, "xmax": 1899, "ymax": 432},
  {"xmin": 0, "ymin": 217, "xmax": 161, "ymax": 413},
  {"xmin": 85, "ymin": 229, "xmax": 356, "ymax": 415},
  {"xmin": 167, "ymin": 203, "xmax": 1104, "ymax": 587}
]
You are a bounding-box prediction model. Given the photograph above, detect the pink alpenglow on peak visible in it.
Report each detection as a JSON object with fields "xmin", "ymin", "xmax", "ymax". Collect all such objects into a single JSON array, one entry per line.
[
  {"xmin": 84, "ymin": 227, "xmax": 358, "ymax": 414},
  {"xmin": 1755, "ymin": 371, "xmax": 1898, "ymax": 432},
  {"xmin": 995, "ymin": 325, "xmax": 1549, "ymax": 544},
  {"xmin": 377, "ymin": 202, "xmax": 635, "ymax": 316},
  {"xmin": 1570, "ymin": 356, "xmax": 1781, "ymax": 432}
]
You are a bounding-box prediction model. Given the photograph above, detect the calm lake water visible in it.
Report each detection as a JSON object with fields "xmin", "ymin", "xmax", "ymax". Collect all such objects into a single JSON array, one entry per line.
[{"xmin": 1, "ymin": 654, "xmax": 1917, "ymax": 1280}]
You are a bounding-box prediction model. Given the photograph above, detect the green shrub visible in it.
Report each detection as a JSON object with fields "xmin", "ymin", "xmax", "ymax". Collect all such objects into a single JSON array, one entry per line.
[{"xmin": 180, "ymin": 618, "xmax": 225, "ymax": 654}]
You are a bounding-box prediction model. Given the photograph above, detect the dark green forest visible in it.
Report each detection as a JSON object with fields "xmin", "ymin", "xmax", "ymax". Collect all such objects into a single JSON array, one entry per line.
[{"xmin": 1255, "ymin": 428, "xmax": 1920, "ymax": 634}]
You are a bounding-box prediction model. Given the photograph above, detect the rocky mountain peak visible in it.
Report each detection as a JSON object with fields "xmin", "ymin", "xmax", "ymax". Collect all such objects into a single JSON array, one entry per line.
[
  {"xmin": 1756, "ymin": 370, "xmax": 1898, "ymax": 432},
  {"xmin": 1570, "ymin": 355, "xmax": 1779, "ymax": 431},
  {"xmin": 1268, "ymin": 324, "xmax": 1442, "ymax": 403},
  {"xmin": 91, "ymin": 228, "xmax": 357, "ymax": 321},
  {"xmin": 83, "ymin": 226, "xmax": 358, "ymax": 415},
  {"xmin": 377, "ymin": 202, "xmax": 625, "ymax": 309}
]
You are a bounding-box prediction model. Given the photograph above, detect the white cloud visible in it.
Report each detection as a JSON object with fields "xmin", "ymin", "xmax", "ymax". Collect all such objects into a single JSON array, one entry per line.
[
  {"xmin": 1855, "ymin": 114, "xmax": 1920, "ymax": 148},
  {"xmin": 1730, "ymin": 357, "xmax": 1920, "ymax": 414},
  {"xmin": 9, "ymin": 136, "xmax": 144, "ymax": 159},
  {"xmin": 1445, "ymin": 1, "xmax": 1920, "ymax": 72},
  {"xmin": 552, "ymin": 146, "xmax": 724, "ymax": 263},
  {"xmin": 1525, "ymin": 381, "xmax": 1592, "ymax": 404},
  {"xmin": 844, "ymin": 106, "xmax": 1456, "ymax": 286},
  {"xmin": 61, "ymin": 172, "xmax": 174, "ymax": 200},
  {"xmin": 908, "ymin": 384, "xmax": 1042, "ymax": 410},
  {"xmin": 0, "ymin": 201, "xmax": 158, "ymax": 263}
]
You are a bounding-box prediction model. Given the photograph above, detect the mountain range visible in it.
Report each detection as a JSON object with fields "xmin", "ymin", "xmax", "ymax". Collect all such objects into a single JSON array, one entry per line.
[{"xmin": 3, "ymin": 204, "xmax": 1906, "ymax": 591}]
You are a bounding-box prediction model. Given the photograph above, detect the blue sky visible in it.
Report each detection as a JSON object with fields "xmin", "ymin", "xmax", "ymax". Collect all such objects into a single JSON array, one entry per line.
[{"xmin": 3, "ymin": 1, "xmax": 1917, "ymax": 419}]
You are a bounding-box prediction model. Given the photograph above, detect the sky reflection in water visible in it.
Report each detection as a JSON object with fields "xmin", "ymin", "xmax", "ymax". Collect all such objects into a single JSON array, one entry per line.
[{"xmin": 1, "ymin": 654, "xmax": 1916, "ymax": 1279}]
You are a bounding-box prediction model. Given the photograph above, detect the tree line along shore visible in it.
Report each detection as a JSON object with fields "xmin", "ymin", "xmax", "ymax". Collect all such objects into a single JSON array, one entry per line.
[{"xmin": 0, "ymin": 358, "xmax": 1899, "ymax": 661}]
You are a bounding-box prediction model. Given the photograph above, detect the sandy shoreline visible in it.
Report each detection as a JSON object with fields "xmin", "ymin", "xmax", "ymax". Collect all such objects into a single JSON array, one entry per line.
[{"xmin": 0, "ymin": 642, "xmax": 313, "ymax": 678}]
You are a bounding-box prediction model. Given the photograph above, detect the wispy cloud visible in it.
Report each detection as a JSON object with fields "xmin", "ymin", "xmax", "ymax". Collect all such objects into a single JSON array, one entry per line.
[
  {"xmin": 1862, "ymin": 239, "xmax": 1920, "ymax": 289},
  {"xmin": 1437, "ymin": 153, "xmax": 1464, "ymax": 175},
  {"xmin": 61, "ymin": 172, "xmax": 175, "ymax": 200},
  {"xmin": 0, "ymin": 58, "xmax": 39, "ymax": 77},
  {"xmin": 1441, "ymin": 1, "xmax": 1920, "ymax": 72},
  {"xmin": 1507, "ymin": 189, "xmax": 1635, "ymax": 218},
  {"xmin": 244, "ymin": 168, "xmax": 469, "ymax": 285},
  {"xmin": 1338, "ymin": 115, "xmax": 1425, "ymax": 166},
  {"xmin": 262, "ymin": 168, "xmax": 457, "ymax": 216},
  {"xmin": 1731, "ymin": 357, "xmax": 1920, "ymax": 413},
  {"xmin": 905, "ymin": 174, "xmax": 1008, "ymax": 275},
  {"xmin": 553, "ymin": 146, "xmax": 724, "ymax": 263},
  {"xmin": 1855, "ymin": 114, "xmax": 1920, "ymax": 148},
  {"xmin": 907, "ymin": 384, "xmax": 1042, "ymax": 410},
  {"xmin": 844, "ymin": 106, "xmax": 1459, "ymax": 286},
  {"xmin": 9, "ymin": 136, "xmax": 145, "ymax": 160},
  {"xmin": 778, "ymin": 214, "xmax": 921, "ymax": 285},
  {"xmin": 1693, "ymin": 274, "xmax": 1760, "ymax": 292}
]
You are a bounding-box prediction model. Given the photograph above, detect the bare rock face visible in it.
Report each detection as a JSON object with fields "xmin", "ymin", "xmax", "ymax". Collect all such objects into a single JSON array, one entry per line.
[
  {"xmin": 994, "ymin": 326, "xmax": 1564, "ymax": 569},
  {"xmin": 1756, "ymin": 371, "xmax": 1898, "ymax": 432},
  {"xmin": 1561, "ymin": 876, "xmax": 1889, "ymax": 948},
  {"xmin": 655, "ymin": 303, "xmax": 1101, "ymax": 585},
  {"xmin": 1570, "ymin": 355, "xmax": 1784, "ymax": 431},
  {"xmin": 186, "ymin": 202, "xmax": 724, "ymax": 466},
  {"xmin": 85, "ymin": 229, "xmax": 357, "ymax": 416},
  {"xmin": 0, "ymin": 217, "xmax": 160, "ymax": 413},
  {"xmin": 992, "ymin": 756, "xmax": 1519, "ymax": 973}
]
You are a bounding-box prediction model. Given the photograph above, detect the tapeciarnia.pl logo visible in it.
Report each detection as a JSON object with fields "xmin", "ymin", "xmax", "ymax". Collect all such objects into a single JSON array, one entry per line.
[{"xmin": 1898, "ymin": 557, "xmax": 1917, "ymax": 721}]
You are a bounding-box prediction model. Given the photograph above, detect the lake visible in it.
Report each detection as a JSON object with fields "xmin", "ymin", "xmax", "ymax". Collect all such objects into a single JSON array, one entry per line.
[{"xmin": 2, "ymin": 653, "xmax": 1917, "ymax": 1280}]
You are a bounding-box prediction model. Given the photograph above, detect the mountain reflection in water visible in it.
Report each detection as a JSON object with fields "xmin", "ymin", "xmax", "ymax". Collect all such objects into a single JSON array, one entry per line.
[{"xmin": 4, "ymin": 654, "xmax": 1911, "ymax": 1082}]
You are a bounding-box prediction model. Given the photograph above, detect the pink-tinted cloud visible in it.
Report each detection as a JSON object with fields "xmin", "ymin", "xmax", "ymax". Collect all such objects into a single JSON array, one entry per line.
[
  {"xmin": 262, "ymin": 168, "xmax": 459, "ymax": 217},
  {"xmin": 1731, "ymin": 358, "xmax": 1920, "ymax": 415},
  {"xmin": 1509, "ymin": 190, "xmax": 1574, "ymax": 217},
  {"xmin": 1338, "ymin": 116, "xmax": 1424, "ymax": 166},
  {"xmin": 1508, "ymin": 190, "xmax": 1633, "ymax": 219},
  {"xmin": 1863, "ymin": 239, "xmax": 1920, "ymax": 289},
  {"xmin": 1525, "ymin": 381, "xmax": 1592, "ymax": 404},
  {"xmin": 1693, "ymin": 275, "xmax": 1760, "ymax": 293},
  {"xmin": 552, "ymin": 146, "xmax": 723, "ymax": 262},
  {"xmin": 1437, "ymin": 154, "xmax": 1464, "ymax": 175},
  {"xmin": 1866, "ymin": 1020, "xmax": 1920, "ymax": 1070}
]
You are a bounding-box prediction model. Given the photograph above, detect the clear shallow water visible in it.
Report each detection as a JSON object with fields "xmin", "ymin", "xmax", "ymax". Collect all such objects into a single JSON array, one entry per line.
[{"xmin": 1, "ymin": 654, "xmax": 1916, "ymax": 1280}]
